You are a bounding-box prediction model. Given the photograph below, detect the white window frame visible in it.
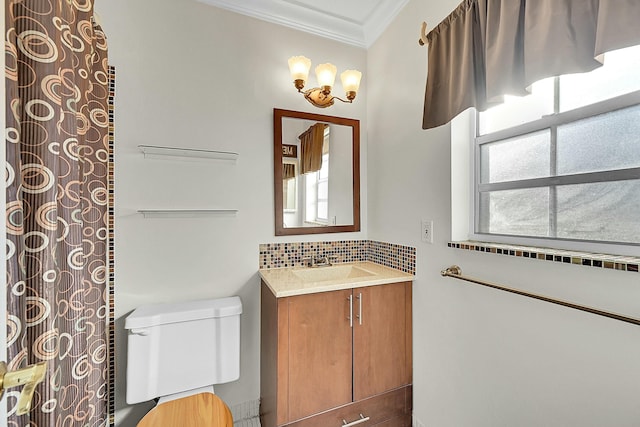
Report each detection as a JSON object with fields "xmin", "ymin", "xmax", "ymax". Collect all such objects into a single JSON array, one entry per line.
[
  {"xmin": 316, "ymin": 152, "xmax": 330, "ymax": 223},
  {"xmin": 304, "ymin": 152, "xmax": 330, "ymax": 226},
  {"xmin": 463, "ymin": 90, "xmax": 640, "ymax": 257}
]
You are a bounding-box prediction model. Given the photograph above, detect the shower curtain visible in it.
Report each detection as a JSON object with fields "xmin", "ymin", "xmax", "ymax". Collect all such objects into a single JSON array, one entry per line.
[{"xmin": 5, "ymin": 1, "xmax": 111, "ymax": 425}]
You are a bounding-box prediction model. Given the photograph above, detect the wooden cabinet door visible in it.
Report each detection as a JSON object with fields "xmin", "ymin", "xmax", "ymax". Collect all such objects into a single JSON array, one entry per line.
[
  {"xmin": 286, "ymin": 289, "xmax": 353, "ymax": 422},
  {"xmin": 353, "ymin": 282, "xmax": 412, "ymax": 401}
]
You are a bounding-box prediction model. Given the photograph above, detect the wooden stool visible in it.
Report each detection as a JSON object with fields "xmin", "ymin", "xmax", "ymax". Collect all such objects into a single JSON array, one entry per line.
[{"xmin": 138, "ymin": 393, "xmax": 233, "ymax": 427}]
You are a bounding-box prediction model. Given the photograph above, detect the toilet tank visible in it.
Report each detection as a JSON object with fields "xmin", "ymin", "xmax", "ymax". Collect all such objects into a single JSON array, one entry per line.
[{"xmin": 125, "ymin": 296, "xmax": 242, "ymax": 404}]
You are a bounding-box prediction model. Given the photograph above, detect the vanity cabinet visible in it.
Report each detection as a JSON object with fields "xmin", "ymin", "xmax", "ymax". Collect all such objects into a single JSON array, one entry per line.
[{"xmin": 260, "ymin": 280, "xmax": 412, "ymax": 427}]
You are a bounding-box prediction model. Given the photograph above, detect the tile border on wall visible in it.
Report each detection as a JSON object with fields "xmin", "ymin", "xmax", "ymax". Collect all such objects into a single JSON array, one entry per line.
[
  {"xmin": 448, "ymin": 241, "xmax": 639, "ymax": 273},
  {"xmin": 259, "ymin": 240, "xmax": 416, "ymax": 275},
  {"xmin": 366, "ymin": 240, "xmax": 416, "ymax": 274},
  {"xmin": 107, "ymin": 65, "xmax": 116, "ymax": 427}
]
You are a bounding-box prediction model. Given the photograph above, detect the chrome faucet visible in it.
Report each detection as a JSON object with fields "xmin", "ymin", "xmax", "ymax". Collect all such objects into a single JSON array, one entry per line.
[
  {"xmin": 314, "ymin": 255, "xmax": 330, "ymax": 267},
  {"xmin": 301, "ymin": 254, "xmax": 338, "ymax": 268}
]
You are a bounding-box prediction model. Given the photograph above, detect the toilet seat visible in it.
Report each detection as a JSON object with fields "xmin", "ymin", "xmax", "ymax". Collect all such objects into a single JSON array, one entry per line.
[{"xmin": 137, "ymin": 393, "xmax": 233, "ymax": 427}]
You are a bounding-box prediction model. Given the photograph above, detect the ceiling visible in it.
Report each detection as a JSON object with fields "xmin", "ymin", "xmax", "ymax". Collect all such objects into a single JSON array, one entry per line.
[{"xmin": 196, "ymin": 0, "xmax": 410, "ymax": 48}]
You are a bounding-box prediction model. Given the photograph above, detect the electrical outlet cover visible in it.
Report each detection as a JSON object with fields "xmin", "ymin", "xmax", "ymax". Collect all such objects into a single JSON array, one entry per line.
[{"xmin": 421, "ymin": 220, "xmax": 433, "ymax": 243}]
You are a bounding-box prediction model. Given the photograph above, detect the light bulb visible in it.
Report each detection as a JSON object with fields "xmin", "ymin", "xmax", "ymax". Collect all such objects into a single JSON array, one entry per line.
[
  {"xmin": 315, "ymin": 63, "xmax": 337, "ymax": 93},
  {"xmin": 288, "ymin": 56, "xmax": 311, "ymax": 90},
  {"xmin": 340, "ymin": 70, "xmax": 362, "ymax": 93}
]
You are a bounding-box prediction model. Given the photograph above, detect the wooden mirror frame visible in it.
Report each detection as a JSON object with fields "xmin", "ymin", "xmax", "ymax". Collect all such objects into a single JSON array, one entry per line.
[{"xmin": 274, "ymin": 108, "xmax": 361, "ymax": 236}]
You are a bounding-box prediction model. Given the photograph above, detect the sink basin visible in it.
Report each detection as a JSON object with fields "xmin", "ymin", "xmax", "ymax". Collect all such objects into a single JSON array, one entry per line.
[
  {"xmin": 292, "ymin": 265, "xmax": 374, "ymax": 283},
  {"xmin": 259, "ymin": 261, "xmax": 414, "ymax": 297}
]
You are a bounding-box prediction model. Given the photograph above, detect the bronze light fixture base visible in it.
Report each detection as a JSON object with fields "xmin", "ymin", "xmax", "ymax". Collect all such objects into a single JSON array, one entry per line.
[{"xmin": 297, "ymin": 86, "xmax": 355, "ymax": 109}]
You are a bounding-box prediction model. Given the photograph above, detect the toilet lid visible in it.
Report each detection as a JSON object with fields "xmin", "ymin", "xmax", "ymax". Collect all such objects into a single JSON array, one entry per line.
[{"xmin": 138, "ymin": 393, "xmax": 233, "ymax": 427}]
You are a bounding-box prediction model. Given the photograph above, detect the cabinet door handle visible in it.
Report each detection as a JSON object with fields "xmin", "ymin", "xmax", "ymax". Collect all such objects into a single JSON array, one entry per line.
[
  {"xmin": 356, "ymin": 292, "xmax": 362, "ymax": 325},
  {"xmin": 342, "ymin": 414, "xmax": 370, "ymax": 427},
  {"xmin": 347, "ymin": 295, "xmax": 353, "ymax": 328}
]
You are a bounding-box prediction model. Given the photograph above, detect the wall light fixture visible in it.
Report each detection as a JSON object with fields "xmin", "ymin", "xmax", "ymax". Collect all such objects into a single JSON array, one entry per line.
[{"xmin": 288, "ymin": 56, "xmax": 362, "ymax": 108}]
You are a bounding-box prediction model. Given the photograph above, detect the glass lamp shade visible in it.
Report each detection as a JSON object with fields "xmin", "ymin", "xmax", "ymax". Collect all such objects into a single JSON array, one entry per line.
[
  {"xmin": 340, "ymin": 69, "xmax": 362, "ymax": 93},
  {"xmin": 315, "ymin": 63, "xmax": 337, "ymax": 89},
  {"xmin": 288, "ymin": 56, "xmax": 311, "ymax": 82}
]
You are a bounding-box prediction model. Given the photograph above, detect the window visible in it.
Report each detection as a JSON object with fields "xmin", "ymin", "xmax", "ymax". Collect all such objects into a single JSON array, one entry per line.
[
  {"xmin": 474, "ymin": 45, "xmax": 640, "ymax": 250},
  {"xmin": 316, "ymin": 152, "xmax": 329, "ymax": 221},
  {"xmin": 304, "ymin": 129, "xmax": 330, "ymax": 225}
]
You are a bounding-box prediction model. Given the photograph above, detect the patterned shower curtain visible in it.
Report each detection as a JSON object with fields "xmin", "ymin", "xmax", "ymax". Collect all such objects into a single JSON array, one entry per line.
[{"xmin": 5, "ymin": 1, "xmax": 110, "ymax": 425}]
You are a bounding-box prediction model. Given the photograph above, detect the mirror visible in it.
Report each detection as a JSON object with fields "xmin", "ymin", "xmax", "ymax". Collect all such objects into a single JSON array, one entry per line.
[{"xmin": 274, "ymin": 108, "xmax": 360, "ymax": 235}]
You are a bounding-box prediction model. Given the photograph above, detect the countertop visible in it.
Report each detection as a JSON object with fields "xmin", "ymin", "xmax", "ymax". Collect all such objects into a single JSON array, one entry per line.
[{"xmin": 259, "ymin": 261, "xmax": 414, "ymax": 298}]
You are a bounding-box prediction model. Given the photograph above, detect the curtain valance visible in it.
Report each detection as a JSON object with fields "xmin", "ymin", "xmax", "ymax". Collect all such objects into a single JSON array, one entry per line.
[
  {"xmin": 283, "ymin": 163, "xmax": 296, "ymax": 180},
  {"xmin": 300, "ymin": 123, "xmax": 327, "ymax": 174},
  {"xmin": 422, "ymin": 0, "xmax": 640, "ymax": 130}
]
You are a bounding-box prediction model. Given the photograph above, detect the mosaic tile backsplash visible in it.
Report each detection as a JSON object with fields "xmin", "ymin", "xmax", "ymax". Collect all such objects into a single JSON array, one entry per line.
[
  {"xmin": 259, "ymin": 240, "xmax": 416, "ymax": 275},
  {"xmin": 449, "ymin": 241, "xmax": 640, "ymax": 273}
]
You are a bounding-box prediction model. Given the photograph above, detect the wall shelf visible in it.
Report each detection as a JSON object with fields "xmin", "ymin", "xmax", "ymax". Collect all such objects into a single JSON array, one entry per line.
[
  {"xmin": 138, "ymin": 145, "xmax": 238, "ymax": 161},
  {"xmin": 137, "ymin": 209, "xmax": 238, "ymax": 219}
]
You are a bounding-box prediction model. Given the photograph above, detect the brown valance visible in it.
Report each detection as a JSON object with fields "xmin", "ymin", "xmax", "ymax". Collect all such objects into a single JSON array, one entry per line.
[
  {"xmin": 422, "ymin": 0, "xmax": 640, "ymax": 129},
  {"xmin": 300, "ymin": 123, "xmax": 327, "ymax": 174}
]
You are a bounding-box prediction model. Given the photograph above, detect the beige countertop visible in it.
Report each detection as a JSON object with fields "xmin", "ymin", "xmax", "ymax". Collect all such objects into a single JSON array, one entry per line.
[{"xmin": 259, "ymin": 261, "xmax": 414, "ymax": 298}]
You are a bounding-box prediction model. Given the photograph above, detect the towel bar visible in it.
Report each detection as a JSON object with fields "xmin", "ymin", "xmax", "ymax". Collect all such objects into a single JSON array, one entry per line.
[{"xmin": 441, "ymin": 265, "xmax": 640, "ymax": 326}]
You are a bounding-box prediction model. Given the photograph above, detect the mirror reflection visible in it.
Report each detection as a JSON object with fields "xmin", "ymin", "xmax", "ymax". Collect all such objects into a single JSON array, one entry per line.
[{"xmin": 274, "ymin": 109, "xmax": 360, "ymax": 236}]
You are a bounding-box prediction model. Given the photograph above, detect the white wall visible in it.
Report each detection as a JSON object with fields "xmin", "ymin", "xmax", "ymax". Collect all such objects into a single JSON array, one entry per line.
[
  {"xmin": 95, "ymin": 0, "xmax": 367, "ymax": 425},
  {"xmin": 367, "ymin": 1, "xmax": 640, "ymax": 426}
]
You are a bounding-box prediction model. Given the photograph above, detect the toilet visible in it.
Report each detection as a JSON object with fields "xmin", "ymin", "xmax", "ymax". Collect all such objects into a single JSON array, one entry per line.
[{"xmin": 125, "ymin": 296, "xmax": 242, "ymax": 426}]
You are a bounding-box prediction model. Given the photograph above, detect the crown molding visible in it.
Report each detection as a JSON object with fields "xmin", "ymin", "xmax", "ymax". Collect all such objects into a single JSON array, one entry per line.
[
  {"xmin": 362, "ymin": 0, "xmax": 410, "ymax": 47},
  {"xmin": 196, "ymin": 0, "xmax": 409, "ymax": 48}
]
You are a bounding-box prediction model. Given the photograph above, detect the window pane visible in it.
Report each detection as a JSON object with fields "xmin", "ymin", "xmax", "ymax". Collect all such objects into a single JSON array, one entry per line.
[
  {"xmin": 480, "ymin": 131, "xmax": 550, "ymax": 183},
  {"xmin": 318, "ymin": 182, "xmax": 328, "ymax": 200},
  {"xmin": 557, "ymin": 180, "xmax": 640, "ymax": 243},
  {"xmin": 478, "ymin": 188, "xmax": 549, "ymax": 237},
  {"xmin": 560, "ymin": 45, "xmax": 640, "ymax": 112},
  {"xmin": 305, "ymin": 173, "xmax": 317, "ymax": 223},
  {"xmin": 319, "ymin": 154, "xmax": 329, "ymax": 179},
  {"xmin": 317, "ymin": 201, "xmax": 328, "ymax": 220},
  {"xmin": 557, "ymin": 104, "xmax": 640, "ymax": 175},
  {"xmin": 478, "ymin": 78, "xmax": 554, "ymax": 135}
]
